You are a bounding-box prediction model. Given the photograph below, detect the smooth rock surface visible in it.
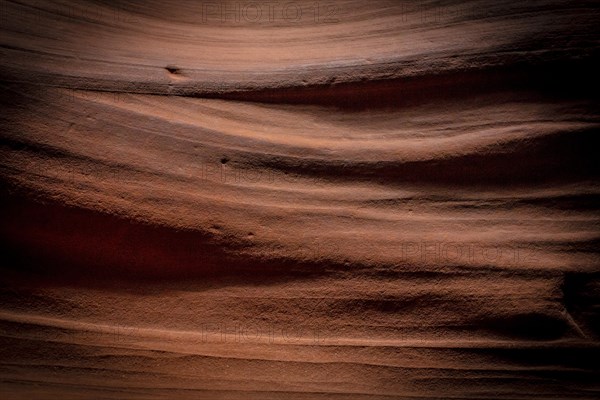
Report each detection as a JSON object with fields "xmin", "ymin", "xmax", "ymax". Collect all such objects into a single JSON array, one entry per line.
[{"xmin": 1, "ymin": 1, "xmax": 599, "ymax": 399}]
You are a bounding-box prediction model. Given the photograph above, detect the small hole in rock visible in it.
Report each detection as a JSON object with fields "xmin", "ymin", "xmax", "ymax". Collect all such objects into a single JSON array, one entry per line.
[
  {"xmin": 220, "ymin": 157, "xmax": 229, "ymax": 164},
  {"xmin": 165, "ymin": 65, "xmax": 180, "ymax": 74}
]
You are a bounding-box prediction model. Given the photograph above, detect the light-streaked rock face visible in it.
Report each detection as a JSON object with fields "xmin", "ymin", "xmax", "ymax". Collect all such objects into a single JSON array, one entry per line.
[{"xmin": 1, "ymin": 1, "xmax": 599, "ymax": 399}]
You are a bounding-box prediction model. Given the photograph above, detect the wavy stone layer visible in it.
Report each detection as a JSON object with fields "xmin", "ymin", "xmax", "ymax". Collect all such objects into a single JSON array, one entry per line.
[{"xmin": 1, "ymin": 1, "xmax": 599, "ymax": 399}]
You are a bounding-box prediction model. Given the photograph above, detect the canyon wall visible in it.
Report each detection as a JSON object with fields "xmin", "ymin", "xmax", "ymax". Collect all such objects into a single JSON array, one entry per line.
[{"xmin": 1, "ymin": 1, "xmax": 599, "ymax": 398}]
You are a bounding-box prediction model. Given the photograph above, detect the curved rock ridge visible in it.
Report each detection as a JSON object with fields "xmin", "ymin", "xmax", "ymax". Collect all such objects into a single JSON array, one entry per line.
[
  {"xmin": 1, "ymin": 0, "xmax": 599, "ymax": 399},
  {"xmin": 1, "ymin": 1, "xmax": 598, "ymax": 93},
  {"xmin": 2, "ymin": 84, "xmax": 599, "ymax": 271}
]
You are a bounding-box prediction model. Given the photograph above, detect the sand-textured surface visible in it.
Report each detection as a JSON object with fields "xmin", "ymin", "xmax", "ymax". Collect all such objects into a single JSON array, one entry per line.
[{"xmin": 1, "ymin": 1, "xmax": 599, "ymax": 398}]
